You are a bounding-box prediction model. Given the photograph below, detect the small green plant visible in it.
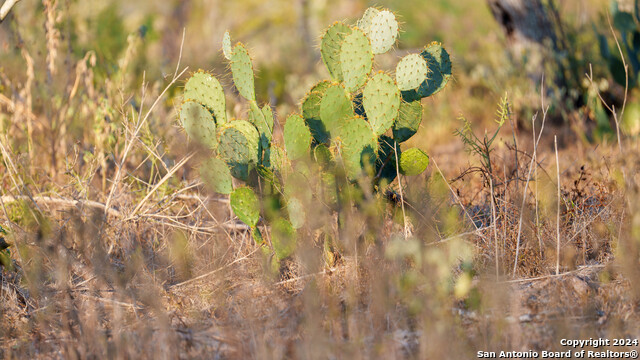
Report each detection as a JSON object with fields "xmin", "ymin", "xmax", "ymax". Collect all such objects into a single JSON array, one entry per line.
[
  {"xmin": 454, "ymin": 93, "xmax": 509, "ymax": 184},
  {"xmin": 177, "ymin": 8, "xmax": 452, "ymax": 264}
]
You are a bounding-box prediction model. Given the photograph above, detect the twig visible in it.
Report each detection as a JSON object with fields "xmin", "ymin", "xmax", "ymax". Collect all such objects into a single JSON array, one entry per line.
[
  {"xmin": 0, "ymin": 0, "xmax": 21, "ymax": 21},
  {"xmin": 169, "ymin": 247, "xmax": 261, "ymax": 289},
  {"xmin": 125, "ymin": 153, "xmax": 195, "ymax": 220},
  {"xmin": 0, "ymin": 195, "xmax": 121, "ymax": 218},
  {"xmin": 555, "ymin": 136, "xmax": 561, "ymax": 275},
  {"xmin": 431, "ymin": 158, "xmax": 478, "ymax": 231},
  {"xmin": 394, "ymin": 141, "xmax": 408, "ymax": 239}
]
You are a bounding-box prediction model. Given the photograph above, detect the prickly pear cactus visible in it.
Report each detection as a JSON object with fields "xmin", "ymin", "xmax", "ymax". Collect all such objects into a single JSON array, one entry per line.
[
  {"xmin": 230, "ymin": 187, "xmax": 260, "ymax": 226},
  {"xmin": 340, "ymin": 28, "xmax": 373, "ymax": 92},
  {"xmin": 321, "ymin": 22, "xmax": 352, "ymax": 82},
  {"xmin": 183, "ymin": 71, "xmax": 227, "ymax": 124},
  {"xmin": 284, "ymin": 114, "xmax": 312, "ymax": 160},
  {"xmin": 175, "ymin": 6, "xmax": 453, "ymax": 259},
  {"xmin": 230, "ymin": 43, "xmax": 256, "ymax": 101},
  {"xmin": 363, "ymin": 71, "xmax": 400, "ymax": 136},
  {"xmin": 393, "ymin": 99, "xmax": 423, "ymax": 143},
  {"xmin": 418, "ymin": 42, "xmax": 453, "ymax": 98},
  {"xmin": 319, "ymin": 83, "xmax": 354, "ymax": 139},
  {"xmin": 396, "ymin": 54, "xmax": 429, "ymax": 92},
  {"xmin": 399, "ymin": 148, "xmax": 430, "ymax": 176},
  {"xmin": 337, "ymin": 115, "xmax": 378, "ymax": 179},
  {"xmin": 367, "ymin": 10, "xmax": 398, "ymax": 54},
  {"xmin": 180, "ymin": 100, "xmax": 218, "ymax": 149},
  {"xmin": 200, "ymin": 157, "xmax": 233, "ymax": 194},
  {"xmin": 217, "ymin": 120, "xmax": 260, "ymax": 181}
]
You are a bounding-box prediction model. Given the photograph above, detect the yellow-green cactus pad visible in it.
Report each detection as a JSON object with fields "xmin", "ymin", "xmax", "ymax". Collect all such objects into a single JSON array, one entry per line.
[
  {"xmin": 396, "ymin": 54, "xmax": 429, "ymax": 92},
  {"xmin": 230, "ymin": 43, "xmax": 256, "ymax": 101},
  {"xmin": 200, "ymin": 157, "xmax": 233, "ymax": 194},
  {"xmin": 399, "ymin": 147, "xmax": 429, "ymax": 176},
  {"xmin": 183, "ymin": 70, "xmax": 227, "ymax": 125},
  {"xmin": 363, "ymin": 71, "xmax": 400, "ymax": 136},
  {"xmin": 217, "ymin": 120, "xmax": 260, "ymax": 181},
  {"xmin": 180, "ymin": 100, "xmax": 218, "ymax": 149},
  {"xmin": 340, "ymin": 28, "xmax": 373, "ymax": 93}
]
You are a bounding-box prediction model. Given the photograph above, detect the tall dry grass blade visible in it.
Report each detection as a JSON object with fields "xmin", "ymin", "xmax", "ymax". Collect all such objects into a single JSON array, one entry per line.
[
  {"xmin": 394, "ymin": 141, "xmax": 408, "ymax": 239},
  {"xmin": 555, "ymin": 136, "xmax": 561, "ymax": 275},
  {"xmin": 512, "ymin": 109, "xmax": 547, "ymax": 276},
  {"xmin": 490, "ymin": 177, "xmax": 499, "ymax": 280}
]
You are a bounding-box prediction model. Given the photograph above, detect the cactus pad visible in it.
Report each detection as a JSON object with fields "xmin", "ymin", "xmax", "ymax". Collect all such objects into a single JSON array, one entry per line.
[
  {"xmin": 284, "ymin": 114, "xmax": 312, "ymax": 160},
  {"xmin": 320, "ymin": 22, "xmax": 352, "ymax": 81},
  {"xmin": 230, "ymin": 43, "xmax": 256, "ymax": 101},
  {"xmin": 368, "ymin": 10, "xmax": 398, "ymax": 55},
  {"xmin": 363, "ymin": 72, "xmax": 400, "ymax": 136},
  {"xmin": 337, "ymin": 115, "xmax": 378, "ymax": 179},
  {"xmin": 230, "ymin": 187, "xmax": 260, "ymax": 227},
  {"xmin": 271, "ymin": 218, "xmax": 297, "ymax": 260},
  {"xmin": 418, "ymin": 42, "xmax": 452, "ymax": 97},
  {"xmin": 396, "ymin": 54, "xmax": 429, "ymax": 91},
  {"xmin": 248, "ymin": 101, "xmax": 273, "ymax": 151},
  {"xmin": 320, "ymin": 83, "xmax": 354, "ymax": 140},
  {"xmin": 217, "ymin": 120, "xmax": 260, "ymax": 181},
  {"xmin": 357, "ymin": 7, "xmax": 380, "ymax": 34},
  {"xmin": 222, "ymin": 31, "xmax": 232, "ymax": 61},
  {"xmin": 200, "ymin": 157, "xmax": 233, "ymax": 194},
  {"xmin": 302, "ymin": 81, "xmax": 331, "ymax": 144},
  {"xmin": 183, "ymin": 71, "xmax": 227, "ymax": 124},
  {"xmin": 393, "ymin": 99, "xmax": 423, "ymax": 143},
  {"xmin": 340, "ymin": 28, "xmax": 373, "ymax": 93},
  {"xmin": 399, "ymin": 148, "xmax": 429, "ymax": 176},
  {"xmin": 180, "ymin": 100, "xmax": 218, "ymax": 149},
  {"xmin": 286, "ymin": 197, "xmax": 306, "ymax": 229}
]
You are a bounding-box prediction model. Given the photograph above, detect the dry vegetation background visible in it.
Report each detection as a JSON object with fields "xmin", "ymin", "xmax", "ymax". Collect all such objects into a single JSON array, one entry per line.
[{"xmin": 0, "ymin": 0, "xmax": 639, "ymax": 358}]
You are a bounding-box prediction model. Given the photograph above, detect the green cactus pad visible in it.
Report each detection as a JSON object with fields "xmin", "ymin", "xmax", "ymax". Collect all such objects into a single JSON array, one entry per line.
[
  {"xmin": 264, "ymin": 144, "xmax": 288, "ymax": 172},
  {"xmin": 248, "ymin": 101, "xmax": 273, "ymax": 151},
  {"xmin": 284, "ymin": 114, "xmax": 312, "ymax": 160},
  {"xmin": 271, "ymin": 218, "xmax": 297, "ymax": 260},
  {"xmin": 230, "ymin": 43, "xmax": 256, "ymax": 101},
  {"xmin": 217, "ymin": 120, "xmax": 260, "ymax": 181},
  {"xmin": 393, "ymin": 99, "xmax": 423, "ymax": 143},
  {"xmin": 320, "ymin": 83, "xmax": 354, "ymax": 140},
  {"xmin": 399, "ymin": 147, "xmax": 429, "ymax": 176},
  {"xmin": 340, "ymin": 28, "xmax": 373, "ymax": 93},
  {"xmin": 375, "ymin": 135, "xmax": 399, "ymax": 186},
  {"xmin": 363, "ymin": 72, "xmax": 400, "ymax": 136},
  {"xmin": 368, "ymin": 10, "xmax": 398, "ymax": 54},
  {"xmin": 396, "ymin": 54, "xmax": 429, "ymax": 91},
  {"xmin": 320, "ymin": 22, "xmax": 352, "ymax": 81},
  {"xmin": 180, "ymin": 100, "xmax": 218, "ymax": 149},
  {"xmin": 230, "ymin": 187, "xmax": 260, "ymax": 227},
  {"xmin": 286, "ymin": 198, "xmax": 306, "ymax": 229},
  {"xmin": 357, "ymin": 7, "xmax": 380, "ymax": 34},
  {"xmin": 183, "ymin": 71, "xmax": 227, "ymax": 124},
  {"xmin": 302, "ymin": 81, "xmax": 332, "ymax": 144},
  {"xmin": 337, "ymin": 115, "xmax": 378, "ymax": 180},
  {"xmin": 222, "ymin": 31, "xmax": 232, "ymax": 60},
  {"xmin": 418, "ymin": 42, "xmax": 452, "ymax": 98},
  {"xmin": 200, "ymin": 157, "xmax": 233, "ymax": 194}
]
